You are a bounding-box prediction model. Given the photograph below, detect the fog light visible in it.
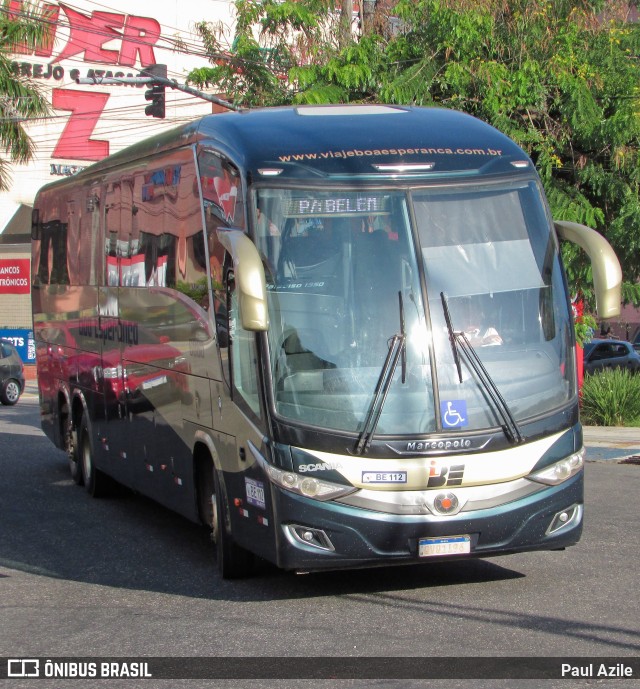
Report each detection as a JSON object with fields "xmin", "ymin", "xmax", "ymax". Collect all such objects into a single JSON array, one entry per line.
[
  {"xmin": 286, "ymin": 524, "xmax": 335, "ymax": 551},
  {"xmin": 547, "ymin": 504, "xmax": 582, "ymax": 535}
]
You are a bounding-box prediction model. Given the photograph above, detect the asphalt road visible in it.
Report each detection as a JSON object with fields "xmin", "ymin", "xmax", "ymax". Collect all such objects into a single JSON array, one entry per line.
[{"xmin": 1, "ymin": 396, "xmax": 639, "ymax": 689}]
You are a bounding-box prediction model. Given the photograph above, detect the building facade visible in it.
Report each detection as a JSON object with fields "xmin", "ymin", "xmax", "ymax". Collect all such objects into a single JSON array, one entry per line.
[{"xmin": 0, "ymin": 0, "xmax": 236, "ymax": 363}]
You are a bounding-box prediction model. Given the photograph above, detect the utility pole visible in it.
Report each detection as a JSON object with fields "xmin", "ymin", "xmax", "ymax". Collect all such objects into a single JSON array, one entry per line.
[{"xmin": 75, "ymin": 64, "xmax": 240, "ymax": 113}]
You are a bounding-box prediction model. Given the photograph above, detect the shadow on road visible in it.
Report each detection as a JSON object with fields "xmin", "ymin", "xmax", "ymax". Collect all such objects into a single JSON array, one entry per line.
[
  {"xmin": 0, "ymin": 403, "xmax": 525, "ymax": 602},
  {"xmin": 2, "ymin": 399, "xmax": 640, "ymax": 657}
]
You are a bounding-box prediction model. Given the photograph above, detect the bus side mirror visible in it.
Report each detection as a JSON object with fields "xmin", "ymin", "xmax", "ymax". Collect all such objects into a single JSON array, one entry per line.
[
  {"xmin": 216, "ymin": 228, "xmax": 269, "ymax": 331},
  {"xmin": 554, "ymin": 220, "xmax": 622, "ymax": 319}
]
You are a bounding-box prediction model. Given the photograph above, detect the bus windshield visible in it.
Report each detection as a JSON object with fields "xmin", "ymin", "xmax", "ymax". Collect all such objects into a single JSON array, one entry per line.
[{"xmin": 254, "ymin": 181, "xmax": 574, "ymax": 436}]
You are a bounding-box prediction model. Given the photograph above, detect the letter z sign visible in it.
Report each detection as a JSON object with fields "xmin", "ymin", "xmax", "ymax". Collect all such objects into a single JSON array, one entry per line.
[{"xmin": 52, "ymin": 89, "xmax": 109, "ymax": 161}]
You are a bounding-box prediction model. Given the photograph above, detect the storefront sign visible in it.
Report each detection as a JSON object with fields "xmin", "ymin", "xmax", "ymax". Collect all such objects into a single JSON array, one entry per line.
[
  {"xmin": 0, "ymin": 329, "xmax": 35, "ymax": 362},
  {"xmin": 0, "ymin": 258, "xmax": 30, "ymax": 294}
]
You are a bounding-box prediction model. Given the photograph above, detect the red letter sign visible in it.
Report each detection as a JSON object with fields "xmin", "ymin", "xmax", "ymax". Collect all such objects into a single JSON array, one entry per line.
[
  {"xmin": 0, "ymin": 259, "xmax": 30, "ymax": 294},
  {"xmin": 52, "ymin": 89, "xmax": 110, "ymax": 161}
]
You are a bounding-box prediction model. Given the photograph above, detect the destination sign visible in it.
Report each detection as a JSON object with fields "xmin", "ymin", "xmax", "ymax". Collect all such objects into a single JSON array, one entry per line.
[{"xmin": 286, "ymin": 195, "xmax": 389, "ymax": 217}]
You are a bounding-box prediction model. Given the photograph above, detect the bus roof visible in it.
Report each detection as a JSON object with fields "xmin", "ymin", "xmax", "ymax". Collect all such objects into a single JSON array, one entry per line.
[{"xmin": 38, "ymin": 105, "xmax": 534, "ymax": 192}]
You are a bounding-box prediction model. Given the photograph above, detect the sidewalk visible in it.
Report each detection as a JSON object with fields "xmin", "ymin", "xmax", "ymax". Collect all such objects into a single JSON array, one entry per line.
[
  {"xmin": 582, "ymin": 425, "xmax": 640, "ymax": 462},
  {"xmin": 583, "ymin": 425, "xmax": 640, "ymax": 445},
  {"xmin": 22, "ymin": 380, "xmax": 38, "ymax": 396}
]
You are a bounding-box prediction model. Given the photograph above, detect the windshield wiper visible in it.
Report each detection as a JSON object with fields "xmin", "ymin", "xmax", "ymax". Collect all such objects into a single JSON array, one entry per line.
[
  {"xmin": 441, "ymin": 291, "xmax": 463, "ymax": 384},
  {"xmin": 440, "ymin": 292, "xmax": 524, "ymax": 445},
  {"xmin": 355, "ymin": 292, "xmax": 406, "ymax": 455},
  {"xmin": 399, "ymin": 290, "xmax": 407, "ymax": 384}
]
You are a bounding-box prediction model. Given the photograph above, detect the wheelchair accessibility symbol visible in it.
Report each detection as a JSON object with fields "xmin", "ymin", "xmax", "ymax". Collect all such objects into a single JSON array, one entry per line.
[{"xmin": 441, "ymin": 400, "xmax": 468, "ymax": 428}]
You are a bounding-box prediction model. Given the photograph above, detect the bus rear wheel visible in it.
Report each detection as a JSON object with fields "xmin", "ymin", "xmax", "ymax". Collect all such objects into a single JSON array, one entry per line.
[
  {"xmin": 212, "ymin": 469, "xmax": 253, "ymax": 579},
  {"xmin": 79, "ymin": 415, "xmax": 112, "ymax": 497},
  {"xmin": 64, "ymin": 413, "xmax": 83, "ymax": 485}
]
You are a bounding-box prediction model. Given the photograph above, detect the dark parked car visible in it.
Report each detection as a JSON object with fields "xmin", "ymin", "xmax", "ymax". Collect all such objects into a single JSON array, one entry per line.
[
  {"xmin": 0, "ymin": 339, "xmax": 26, "ymax": 405},
  {"xmin": 583, "ymin": 339, "xmax": 640, "ymax": 375}
]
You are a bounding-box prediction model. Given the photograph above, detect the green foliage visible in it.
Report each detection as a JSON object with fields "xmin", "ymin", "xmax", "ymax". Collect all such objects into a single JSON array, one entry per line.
[
  {"xmin": 190, "ymin": 0, "xmax": 640, "ymax": 309},
  {"xmin": 581, "ymin": 368, "xmax": 640, "ymax": 426},
  {"xmin": 574, "ymin": 312, "xmax": 597, "ymax": 347},
  {"xmin": 0, "ymin": 1, "xmax": 52, "ymax": 189},
  {"xmin": 189, "ymin": 1, "xmax": 341, "ymax": 108}
]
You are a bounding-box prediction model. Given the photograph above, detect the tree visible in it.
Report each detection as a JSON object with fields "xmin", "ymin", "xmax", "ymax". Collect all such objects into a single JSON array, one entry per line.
[
  {"xmin": 189, "ymin": 0, "xmax": 640, "ymax": 309},
  {"xmin": 189, "ymin": 0, "xmax": 344, "ymax": 108},
  {"xmin": 0, "ymin": 1, "xmax": 52, "ymax": 191}
]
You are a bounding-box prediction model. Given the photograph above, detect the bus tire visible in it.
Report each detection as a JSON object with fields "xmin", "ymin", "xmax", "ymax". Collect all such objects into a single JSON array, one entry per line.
[
  {"xmin": 65, "ymin": 415, "xmax": 83, "ymax": 485},
  {"xmin": 79, "ymin": 415, "xmax": 111, "ymax": 498},
  {"xmin": 213, "ymin": 469, "xmax": 253, "ymax": 579}
]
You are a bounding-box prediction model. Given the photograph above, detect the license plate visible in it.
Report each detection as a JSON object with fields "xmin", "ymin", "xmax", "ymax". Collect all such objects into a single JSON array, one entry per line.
[
  {"xmin": 419, "ymin": 535, "xmax": 471, "ymax": 557},
  {"xmin": 362, "ymin": 471, "xmax": 407, "ymax": 484},
  {"xmin": 245, "ymin": 478, "xmax": 266, "ymax": 509}
]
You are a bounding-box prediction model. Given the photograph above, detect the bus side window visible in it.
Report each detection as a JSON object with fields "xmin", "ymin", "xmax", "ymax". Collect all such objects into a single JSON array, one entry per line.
[
  {"xmin": 213, "ymin": 256, "xmax": 234, "ymax": 392},
  {"xmin": 222, "ymin": 270, "xmax": 261, "ymax": 418},
  {"xmin": 214, "ymin": 292, "xmax": 229, "ymax": 350},
  {"xmin": 209, "ymin": 213, "xmax": 230, "ymax": 356}
]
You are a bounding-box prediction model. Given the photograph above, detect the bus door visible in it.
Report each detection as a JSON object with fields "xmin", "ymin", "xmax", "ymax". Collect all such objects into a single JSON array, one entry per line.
[
  {"xmin": 197, "ymin": 141, "xmax": 275, "ymax": 559},
  {"xmin": 212, "ymin": 265, "xmax": 275, "ymax": 562}
]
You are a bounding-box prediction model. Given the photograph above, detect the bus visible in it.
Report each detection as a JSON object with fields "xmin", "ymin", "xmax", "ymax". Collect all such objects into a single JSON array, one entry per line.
[{"xmin": 31, "ymin": 105, "xmax": 622, "ymax": 578}]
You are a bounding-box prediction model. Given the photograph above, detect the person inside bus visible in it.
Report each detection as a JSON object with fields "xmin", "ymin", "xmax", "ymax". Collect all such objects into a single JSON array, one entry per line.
[
  {"xmin": 254, "ymin": 206, "xmax": 281, "ymax": 284},
  {"xmin": 455, "ymin": 297, "xmax": 503, "ymax": 347},
  {"xmin": 257, "ymin": 207, "xmax": 280, "ymax": 237}
]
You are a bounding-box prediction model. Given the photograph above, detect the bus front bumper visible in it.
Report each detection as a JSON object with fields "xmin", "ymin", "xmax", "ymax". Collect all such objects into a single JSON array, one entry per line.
[{"xmin": 271, "ymin": 472, "xmax": 583, "ymax": 572}]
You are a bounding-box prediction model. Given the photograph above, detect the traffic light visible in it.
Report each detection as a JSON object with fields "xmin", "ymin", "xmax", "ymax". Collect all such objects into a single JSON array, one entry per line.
[{"xmin": 145, "ymin": 84, "xmax": 165, "ymax": 119}]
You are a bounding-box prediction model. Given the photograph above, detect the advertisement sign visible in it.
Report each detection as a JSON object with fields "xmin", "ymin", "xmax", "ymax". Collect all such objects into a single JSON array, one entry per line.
[
  {"xmin": 0, "ymin": 258, "xmax": 30, "ymax": 294},
  {"xmin": 1, "ymin": 0, "xmax": 231, "ymax": 235},
  {"xmin": 0, "ymin": 329, "xmax": 36, "ymax": 363}
]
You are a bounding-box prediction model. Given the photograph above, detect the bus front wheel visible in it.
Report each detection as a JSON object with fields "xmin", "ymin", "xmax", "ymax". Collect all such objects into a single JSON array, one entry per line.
[{"xmin": 212, "ymin": 469, "xmax": 254, "ymax": 579}]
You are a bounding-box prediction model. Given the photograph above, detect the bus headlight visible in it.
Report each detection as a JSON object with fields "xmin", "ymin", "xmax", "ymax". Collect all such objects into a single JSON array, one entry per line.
[
  {"xmin": 528, "ymin": 449, "xmax": 585, "ymax": 486},
  {"xmin": 265, "ymin": 464, "xmax": 357, "ymax": 501}
]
